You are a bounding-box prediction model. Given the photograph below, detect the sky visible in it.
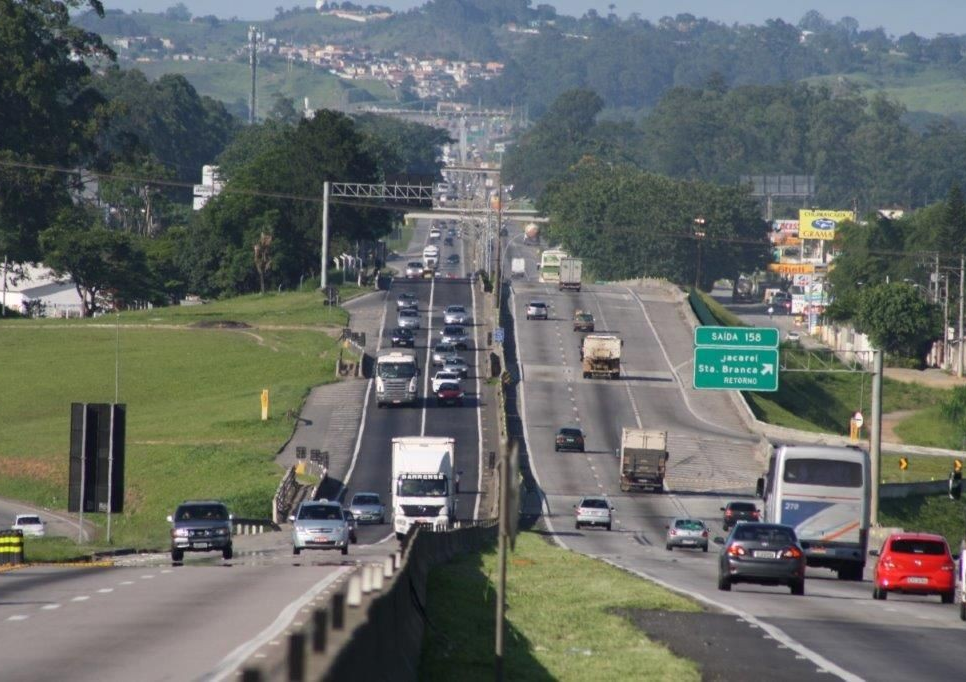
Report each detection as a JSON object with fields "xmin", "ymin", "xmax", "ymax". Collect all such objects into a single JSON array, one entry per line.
[{"xmin": 102, "ymin": 0, "xmax": 966, "ymax": 37}]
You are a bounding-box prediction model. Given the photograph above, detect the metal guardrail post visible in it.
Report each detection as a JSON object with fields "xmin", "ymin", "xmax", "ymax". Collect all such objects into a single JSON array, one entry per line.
[
  {"xmin": 331, "ymin": 592, "xmax": 346, "ymax": 630},
  {"xmin": 313, "ymin": 608, "xmax": 328, "ymax": 653},
  {"xmin": 241, "ymin": 668, "xmax": 262, "ymax": 682},
  {"xmin": 288, "ymin": 632, "xmax": 306, "ymax": 682}
]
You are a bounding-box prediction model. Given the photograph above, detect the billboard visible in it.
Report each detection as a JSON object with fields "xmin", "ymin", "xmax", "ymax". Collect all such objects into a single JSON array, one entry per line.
[
  {"xmin": 799, "ymin": 209, "xmax": 855, "ymax": 240},
  {"xmin": 767, "ymin": 263, "xmax": 815, "ymax": 275},
  {"xmin": 772, "ymin": 220, "xmax": 799, "ymax": 233}
]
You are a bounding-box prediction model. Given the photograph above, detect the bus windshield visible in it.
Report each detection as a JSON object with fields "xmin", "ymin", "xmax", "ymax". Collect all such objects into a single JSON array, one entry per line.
[
  {"xmin": 399, "ymin": 478, "xmax": 448, "ymax": 497},
  {"xmin": 378, "ymin": 362, "xmax": 416, "ymax": 379},
  {"xmin": 783, "ymin": 458, "xmax": 862, "ymax": 488}
]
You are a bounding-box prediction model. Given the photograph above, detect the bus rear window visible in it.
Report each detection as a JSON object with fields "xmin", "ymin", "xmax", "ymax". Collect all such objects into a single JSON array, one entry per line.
[{"xmin": 783, "ymin": 459, "xmax": 862, "ymax": 487}]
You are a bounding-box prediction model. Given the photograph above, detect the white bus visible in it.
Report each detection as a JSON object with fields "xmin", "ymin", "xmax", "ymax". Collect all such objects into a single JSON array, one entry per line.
[
  {"xmin": 757, "ymin": 444, "xmax": 869, "ymax": 580},
  {"xmin": 538, "ymin": 248, "xmax": 568, "ymax": 284}
]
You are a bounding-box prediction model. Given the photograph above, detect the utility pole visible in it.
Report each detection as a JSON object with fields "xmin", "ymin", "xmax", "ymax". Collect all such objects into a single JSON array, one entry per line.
[
  {"xmin": 959, "ymin": 254, "xmax": 964, "ymax": 378},
  {"xmin": 869, "ymin": 350, "xmax": 883, "ymax": 526},
  {"xmin": 495, "ymin": 174, "xmax": 503, "ymax": 310},
  {"xmin": 320, "ymin": 181, "xmax": 330, "ymax": 290},
  {"xmin": 935, "ymin": 253, "xmax": 941, "ymax": 304},
  {"xmin": 943, "ymin": 275, "xmax": 950, "ymax": 368},
  {"xmin": 494, "ymin": 443, "xmax": 509, "ymax": 681},
  {"xmin": 248, "ymin": 26, "xmax": 259, "ymax": 124}
]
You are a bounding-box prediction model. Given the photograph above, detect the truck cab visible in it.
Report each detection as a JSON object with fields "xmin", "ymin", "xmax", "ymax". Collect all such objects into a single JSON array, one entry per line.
[
  {"xmin": 375, "ymin": 350, "xmax": 419, "ymax": 407},
  {"xmin": 391, "ymin": 437, "xmax": 456, "ymax": 539}
]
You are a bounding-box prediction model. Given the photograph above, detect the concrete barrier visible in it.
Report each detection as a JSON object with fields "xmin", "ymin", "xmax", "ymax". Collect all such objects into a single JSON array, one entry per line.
[{"xmin": 238, "ymin": 522, "xmax": 497, "ymax": 681}]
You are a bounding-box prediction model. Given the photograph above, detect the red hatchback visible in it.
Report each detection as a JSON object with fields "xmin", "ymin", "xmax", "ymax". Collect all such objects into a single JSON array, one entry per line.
[{"xmin": 872, "ymin": 532, "xmax": 956, "ymax": 603}]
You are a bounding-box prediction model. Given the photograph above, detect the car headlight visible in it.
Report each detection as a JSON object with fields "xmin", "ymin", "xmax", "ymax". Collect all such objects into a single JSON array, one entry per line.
[
  {"xmin": 214, "ymin": 528, "xmax": 228, "ymax": 536},
  {"xmin": 376, "ymin": 377, "xmax": 384, "ymax": 392},
  {"xmin": 173, "ymin": 528, "xmax": 190, "ymax": 537}
]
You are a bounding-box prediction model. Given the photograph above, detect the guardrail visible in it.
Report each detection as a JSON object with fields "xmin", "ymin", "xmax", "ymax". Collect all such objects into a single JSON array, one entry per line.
[{"xmin": 239, "ymin": 521, "xmax": 497, "ymax": 681}]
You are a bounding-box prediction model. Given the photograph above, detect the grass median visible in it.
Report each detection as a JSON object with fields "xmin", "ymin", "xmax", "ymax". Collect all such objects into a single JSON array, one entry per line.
[
  {"xmin": 0, "ymin": 290, "xmax": 353, "ymax": 554},
  {"xmin": 420, "ymin": 532, "xmax": 701, "ymax": 681}
]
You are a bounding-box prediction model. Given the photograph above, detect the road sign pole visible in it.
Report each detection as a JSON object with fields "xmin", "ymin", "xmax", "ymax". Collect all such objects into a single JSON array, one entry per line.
[{"xmin": 870, "ymin": 350, "xmax": 883, "ymax": 526}]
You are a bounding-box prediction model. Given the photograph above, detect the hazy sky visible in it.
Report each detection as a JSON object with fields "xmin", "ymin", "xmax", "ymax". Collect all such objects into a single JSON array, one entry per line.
[{"xmin": 102, "ymin": 1, "xmax": 966, "ymax": 37}]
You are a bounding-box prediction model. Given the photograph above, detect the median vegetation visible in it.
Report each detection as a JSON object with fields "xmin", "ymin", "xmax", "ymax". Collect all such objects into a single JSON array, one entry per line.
[
  {"xmin": 0, "ymin": 289, "xmax": 354, "ymax": 554},
  {"xmin": 420, "ymin": 532, "xmax": 701, "ymax": 681}
]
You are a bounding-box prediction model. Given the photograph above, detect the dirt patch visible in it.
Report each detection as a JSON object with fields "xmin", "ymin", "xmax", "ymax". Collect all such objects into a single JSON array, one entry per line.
[
  {"xmin": 884, "ymin": 368, "xmax": 966, "ymax": 388},
  {"xmin": 189, "ymin": 320, "xmax": 251, "ymax": 329},
  {"xmin": 881, "ymin": 409, "xmax": 919, "ymax": 444},
  {"xmin": 0, "ymin": 457, "xmax": 64, "ymax": 483}
]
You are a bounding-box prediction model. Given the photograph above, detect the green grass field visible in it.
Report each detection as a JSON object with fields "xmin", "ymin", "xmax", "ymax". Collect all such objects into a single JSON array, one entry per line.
[
  {"xmin": 880, "ymin": 494, "xmax": 966, "ymax": 550},
  {"xmin": 806, "ymin": 67, "xmax": 966, "ymax": 120},
  {"xmin": 420, "ymin": 532, "xmax": 701, "ymax": 681},
  {"xmin": 0, "ymin": 289, "xmax": 357, "ymax": 551}
]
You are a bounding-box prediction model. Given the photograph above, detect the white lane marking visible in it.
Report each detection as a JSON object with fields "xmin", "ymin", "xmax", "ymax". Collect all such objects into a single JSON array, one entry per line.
[
  {"xmin": 626, "ymin": 287, "xmax": 748, "ymax": 438},
  {"xmin": 590, "ymin": 292, "xmax": 642, "ymax": 429},
  {"xmin": 339, "ymin": 288, "xmax": 389, "ymax": 495},
  {"xmin": 41, "ymin": 604, "xmax": 61, "ymax": 611},
  {"xmin": 161, "ymin": 569, "xmax": 172, "ymax": 574},
  {"xmin": 140, "ymin": 575, "xmax": 155, "ymax": 580},
  {"xmin": 375, "ymin": 532, "xmax": 396, "ymax": 544},
  {"xmin": 97, "ymin": 588, "xmax": 114, "ymax": 594},
  {"xmin": 420, "ymin": 275, "xmax": 437, "ymax": 437},
  {"xmin": 119, "ymin": 581, "xmax": 134, "ymax": 586},
  {"xmin": 71, "ymin": 596, "xmax": 90, "ymax": 602},
  {"xmin": 514, "ymin": 285, "xmax": 862, "ymax": 682},
  {"xmin": 471, "ymin": 274, "xmax": 483, "ymax": 521},
  {"xmin": 207, "ymin": 567, "xmax": 353, "ymax": 681},
  {"xmin": 7, "ymin": 615, "xmax": 29, "ymax": 621}
]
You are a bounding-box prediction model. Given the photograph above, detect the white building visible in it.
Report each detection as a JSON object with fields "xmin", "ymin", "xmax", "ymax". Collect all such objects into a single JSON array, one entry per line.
[
  {"xmin": 1, "ymin": 263, "xmax": 83, "ymax": 318},
  {"xmin": 193, "ymin": 164, "xmax": 225, "ymax": 211}
]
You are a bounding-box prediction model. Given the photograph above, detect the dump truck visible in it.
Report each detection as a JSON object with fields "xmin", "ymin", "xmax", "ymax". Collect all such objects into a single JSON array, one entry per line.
[
  {"xmin": 580, "ymin": 334, "xmax": 621, "ymax": 379},
  {"xmin": 619, "ymin": 428, "xmax": 668, "ymax": 493},
  {"xmin": 558, "ymin": 257, "xmax": 582, "ymax": 292}
]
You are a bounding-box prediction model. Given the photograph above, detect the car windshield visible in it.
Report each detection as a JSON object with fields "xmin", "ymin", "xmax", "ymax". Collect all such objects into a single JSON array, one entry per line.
[
  {"xmin": 890, "ymin": 539, "xmax": 946, "ymax": 555},
  {"xmin": 408, "ymin": 262, "xmax": 421, "ymax": 268},
  {"xmin": 734, "ymin": 526, "xmax": 796, "ymax": 544},
  {"xmin": 529, "ymin": 302, "xmax": 546, "ymax": 308},
  {"xmin": 581, "ymin": 499, "xmax": 608, "ymax": 509},
  {"xmin": 16, "ymin": 516, "xmax": 41, "ymax": 525},
  {"xmin": 446, "ymin": 306, "xmax": 465, "ymax": 313},
  {"xmin": 438, "ymin": 383, "xmax": 461, "ymax": 392},
  {"xmin": 298, "ymin": 505, "xmax": 343, "ymax": 521},
  {"xmin": 393, "ymin": 328, "xmax": 412, "ymax": 337},
  {"xmin": 576, "ymin": 314, "xmax": 593, "ymax": 321},
  {"xmin": 378, "ymin": 362, "xmax": 416, "ymax": 379},
  {"xmin": 436, "ymin": 372, "xmax": 459, "ymax": 381},
  {"xmin": 675, "ymin": 520, "xmax": 704, "ymax": 530},
  {"xmin": 176, "ymin": 505, "xmax": 228, "ymax": 521},
  {"xmin": 399, "ymin": 479, "xmax": 448, "ymax": 496},
  {"xmin": 444, "ymin": 326, "xmax": 463, "ymax": 334},
  {"xmin": 559, "ymin": 428, "xmax": 581, "ymax": 437},
  {"xmin": 728, "ymin": 502, "xmax": 756, "ymax": 511},
  {"xmin": 444, "ymin": 358, "xmax": 465, "ymax": 366},
  {"xmin": 399, "ymin": 310, "xmax": 418, "ymax": 318},
  {"xmin": 352, "ymin": 495, "xmax": 380, "ymax": 506}
]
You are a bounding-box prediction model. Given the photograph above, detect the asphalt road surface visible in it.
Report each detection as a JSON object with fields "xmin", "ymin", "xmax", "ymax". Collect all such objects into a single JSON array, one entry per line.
[{"xmin": 506, "ymin": 238, "xmax": 966, "ymax": 682}]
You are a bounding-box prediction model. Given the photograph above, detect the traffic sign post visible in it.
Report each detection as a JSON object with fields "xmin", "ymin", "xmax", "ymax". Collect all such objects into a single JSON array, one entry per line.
[
  {"xmin": 693, "ymin": 347, "xmax": 779, "ymax": 391},
  {"xmin": 693, "ymin": 325, "xmax": 780, "ymax": 392}
]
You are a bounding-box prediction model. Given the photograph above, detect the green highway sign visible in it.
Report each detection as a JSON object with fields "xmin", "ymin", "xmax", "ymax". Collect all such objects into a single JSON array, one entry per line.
[
  {"xmin": 694, "ymin": 326, "xmax": 779, "ymax": 349},
  {"xmin": 693, "ymin": 347, "xmax": 779, "ymax": 392}
]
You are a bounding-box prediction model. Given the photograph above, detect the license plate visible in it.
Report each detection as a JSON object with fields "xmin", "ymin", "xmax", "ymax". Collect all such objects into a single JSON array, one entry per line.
[
  {"xmin": 753, "ymin": 550, "xmax": 777, "ymax": 559},
  {"xmin": 682, "ymin": 539, "xmax": 696, "ymax": 545},
  {"xmin": 193, "ymin": 542, "xmax": 209, "ymax": 549},
  {"xmin": 907, "ymin": 577, "xmax": 929, "ymax": 584},
  {"xmin": 810, "ymin": 546, "xmax": 827, "ymax": 554}
]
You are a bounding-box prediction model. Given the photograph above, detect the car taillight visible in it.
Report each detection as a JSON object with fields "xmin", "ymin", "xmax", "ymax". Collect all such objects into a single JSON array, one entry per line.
[
  {"xmin": 780, "ymin": 546, "xmax": 803, "ymax": 559},
  {"xmin": 727, "ymin": 545, "xmax": 746, "ymax": 557},
  {"xmin": 942, "ymin": 563, "xmax": 955, "ymax": 572},
  {"xmin": 881, "ymin": 560, "xmax": 895, "ymax": 571},
  {"xmin": 669, "ymin": 529, "xmax": 677, "ymax": 536},
  {"xmin": 701, "ymin": 530, "xmax": 709, "ymax": 538},
  {"xmin": 725, "ymin": 510, "xmax": 733, "ymax": 517},
  {"xmin": 751, "ymin": 511, "xmax": 760, "ymax": 519}
]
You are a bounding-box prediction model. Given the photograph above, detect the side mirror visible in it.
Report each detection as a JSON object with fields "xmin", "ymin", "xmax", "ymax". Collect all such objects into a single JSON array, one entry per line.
[
  {"xmin": 572, "ymin": 504, "xmax": 578, "ymax": 509},
  {"xmin": 755, "ymin": 477, "xmax": 764, "ymax": 498},
  {"xmin": 166, "ymin": 515, "xmax": 173, "ymax": 523},
  {"xmin": 610, "ymin": 507, "xmax": 615, "ymax": 512},
  {"xmin": 869, "ymin": 549, "xmax": 880, "ymax": 557},
  {"xmin": 288, "ymin": 515, "xmax": 296, "ymax": 522},
  {"xmin": 719, "ymin": 507, "xmax": 726, "ymax": 512},
  {"xmin": 664, "ymin": 525, "xmax": 670, "ymax": 530},
  {"xmin": 713, "ymin": 537, "xmax": 725, "ymax": 545}
]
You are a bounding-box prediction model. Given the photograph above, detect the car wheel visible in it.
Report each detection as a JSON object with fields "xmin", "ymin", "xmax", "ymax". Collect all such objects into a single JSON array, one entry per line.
[
  {"xmin": 717, "ymin": 574, "xmax": 732, "ymax": 591},
  {"xmin": 575, "ymin": 522, "xmax": 581, "ymax": 530},
  {"xmin": 554, "ymin": 445, "xmax": 559, "ymax": 452},
  {"xmin": 293, "ymin": 546, "xmax": 302, "ymax": 556},
  {"xmin": 171, "ymin": 549, "xmax": 184, "ymax": 563},
  {"xmin": 702, "ymin": 544, "xmax": 708, "ymax": 553},
  {"xmin": 380, "ymin": 516, "xmax": 386, "ymax": 525},
  {"xmin": 873, "ymin": 587, "xmax": 887, "ymax": 600},
  {"xmin": 341, "ymin": 545, "xmax": 349, "ymax": 556},
  {"xmin": 960, "ymin": 601, "xmax": 966, "ymax": 621},
  {"xmin": 606, "ymin": 523, "xmax": 612, "ymax": 532},
  {"xmin": 666, "ymin": 544, "xmax": 672, "ymax": 551},
  {"xmin": 222, "ymin": 545, "xmax": 233, "ymax": 561},
  {"xmin": 790, "ymin": 580, "xmax": 805, "ymax": 596},
  {"xmin": 942, "ymin": 590, "xmax": 955, "ymax": 604},
  {"xmin": 351, "ymin": 534, "xmax": 358, "ymax": 545}
]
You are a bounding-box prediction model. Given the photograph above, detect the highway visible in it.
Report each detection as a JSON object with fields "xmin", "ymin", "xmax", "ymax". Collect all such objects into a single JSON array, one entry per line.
[
  {"xmin": 506, "ymin": 237, "xmax": 966, "ymax": 681},
  {"xmin": 0, "ymin": 218, "xmax": 484, "ymax": 681}
]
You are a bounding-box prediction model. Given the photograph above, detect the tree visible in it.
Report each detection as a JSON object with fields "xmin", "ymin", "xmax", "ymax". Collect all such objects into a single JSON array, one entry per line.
[
  {"xmin": 39, "ymin": 207, "xmax": 154, "ymax": 317},
  {"xmin": 0, "ymin": 0, "xmax": 114, "ymax": 263},
  {"xmin": 164, "ymin": 3, "xmax": 191, "ymax": 21},
  {"xmin": 267, "ymin": 93, "xmax": 301, "ymax": 125},
  {"xmin": 855, "ymin": 283, "xmax": 940, "ymax": 360}
]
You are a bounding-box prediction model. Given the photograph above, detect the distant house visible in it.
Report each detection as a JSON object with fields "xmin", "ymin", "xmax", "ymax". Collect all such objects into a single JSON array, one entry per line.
[{"xmin": 2, "ymin": 264, "xmax": 83, "ymax": 318}]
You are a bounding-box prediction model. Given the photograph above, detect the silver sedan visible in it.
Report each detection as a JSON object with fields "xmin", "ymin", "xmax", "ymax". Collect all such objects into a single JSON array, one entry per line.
[
  {"xmin": 665, "ymin": 517, "xmax": 709, "ymax": 552},
  {"xmin": 348, "ymin": 492, "xmax": 386, "ymax": 524},
  {"xmin": 574, "ymin": 496, "xmax": 613, "ymax": 531},
  {"xmin": 443, "ymin": 305, "xmax": 471, "ymax": 325}
]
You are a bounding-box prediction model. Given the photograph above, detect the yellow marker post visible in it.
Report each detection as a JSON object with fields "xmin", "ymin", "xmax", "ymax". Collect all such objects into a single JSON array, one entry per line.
[
  {"xmin": 261, "ymin": 389, "xmax": 269, "ymax": 421},
  {"xmin": 899, "ymin": 457, "xmax": 908, "ymax": 471}
]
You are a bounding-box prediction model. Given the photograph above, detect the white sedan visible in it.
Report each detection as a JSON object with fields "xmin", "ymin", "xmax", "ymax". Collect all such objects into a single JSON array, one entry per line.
[
  {"xmin": 443, "ymin": 305, "xmax": 472, "ymax": 325},
  {"xmin": 432, "ymin": 371, "xmax": 462, "ymax": 392},
  {"xmin": 12, "ymin": 514, "xmax": 46, "ymax": 537}
]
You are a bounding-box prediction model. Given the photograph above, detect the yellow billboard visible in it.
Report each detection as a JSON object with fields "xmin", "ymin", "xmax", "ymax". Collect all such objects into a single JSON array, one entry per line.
[
  {"xmin": 767, "ymin": 263, "xmax": 815, "ymax": 274},
  {"xmin": 799, "ymin": 209, "xmax": 855, "ymax": 240}
]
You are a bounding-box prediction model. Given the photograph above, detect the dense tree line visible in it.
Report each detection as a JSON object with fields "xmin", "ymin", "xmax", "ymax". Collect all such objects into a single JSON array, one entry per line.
[
  {"xmin": 506, "ymin": 84, "xmax": 966, "ymax": 210},
  {"xmin": 538, "ymin": 159, "xmax": 769, "ymax": 288},
  {"xmin": 1, "ymin": 1, "xmax": 450, "ymax": 316}
]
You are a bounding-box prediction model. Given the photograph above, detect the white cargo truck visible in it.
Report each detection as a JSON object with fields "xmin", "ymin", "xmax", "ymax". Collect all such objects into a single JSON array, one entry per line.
[
  {"xmin": 391, "ymin": 437, "xmax": 456, "ymax": 539},
  {"xmin": 511, "ymin": 258, "xmax": 526, "ymax": 278},
  {"xmin": 423, "ymin": 245, "xmax": 439, "ymax": 275},
  {"xmin": 619, "ymin": 428, "xmax": 668, "ymax": 492},
  {"xmin": 558, "ymin": 257, "xmax": 583, "ymax": 292},
  {"xmin": 375, "ymin": 350, "xmax": 419, "ymax": 407}
]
